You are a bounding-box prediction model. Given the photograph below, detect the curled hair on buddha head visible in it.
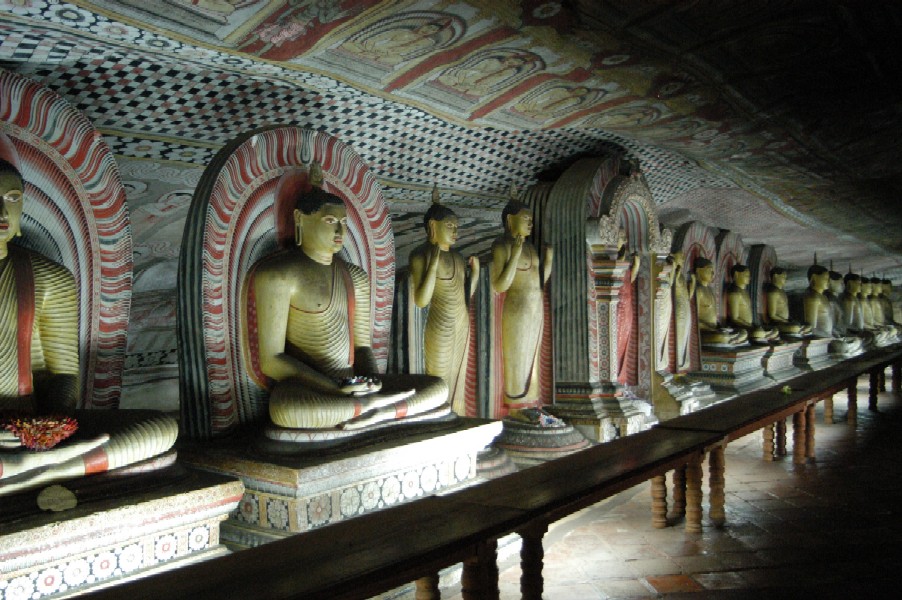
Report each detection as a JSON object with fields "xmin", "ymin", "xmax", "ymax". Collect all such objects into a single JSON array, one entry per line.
[
  {"xmin": 296, "ymin": 162, "xmax": 345, "ymax": 215},
  {"xmin": 0, "ymin": 158, "xmax": 23, "ymax": 186},
  {"xmin": 423, "ymin": 184, "xmax": 456, "ymax": 231},
  {"xmin": 730, "ymin": 264, "xmax": 749, "ymax": 278},
  {"xmin": 883, "ymin": 278, "xmax": 892, "ymax": 285},
  {"xmin": 770, "ymin": 266, "xmax": 787, "ymax": 278},
  {"xmin": 502, "ymin": 200, "xmax": 530, "ymax": 228},
  {"xmin": 829, "ymin": 270, "xmax": 843, "ymax": 281},
  {"xmin": 808, "ymin": 264, "xmax": 828, "ymax": 279},
  {"xmin": 843, "ymin": 272, "xmax": 860, "ymax": 284},
  {"xmin": 693, "ymin": 257, "xmax": 712, "ymax": 271}
]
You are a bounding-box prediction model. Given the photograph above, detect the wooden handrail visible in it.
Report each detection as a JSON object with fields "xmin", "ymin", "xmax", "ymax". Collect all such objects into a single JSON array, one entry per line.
[{"xmin": 78, "ymin": 345, "xmax": 902, "ymax": 600}]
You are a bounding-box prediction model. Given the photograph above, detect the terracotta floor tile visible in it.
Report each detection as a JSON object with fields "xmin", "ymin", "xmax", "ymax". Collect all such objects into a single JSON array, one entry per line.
[{"xmin": 645, "ymin": 574, "xmax": 704, "ymax": 593}]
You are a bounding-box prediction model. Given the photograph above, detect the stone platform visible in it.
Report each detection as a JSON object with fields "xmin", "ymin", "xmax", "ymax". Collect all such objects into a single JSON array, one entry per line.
[
  {"xmin": 793, "ymin": 337, "xmax": 836, "ymax": 371},
  {"xmin": 493, "ymin": 410, "xmax": 592, "ymax": 468},
  {"xmin": 690, "ymin": 345, "xmax": 770, "ymax": 395},
  {"xmin": 762, "ymin": 340, "xmax": 803, "ymax": 382},
  {"xmin": 179, "ymin": 417, "xmax": 501, "ymax": 549},
  {"xmin": 0, "ymin": 464, "xmax": 242, "ymax": 600},
  {"xmin": 549, "ymin": 383, "xmax": 656, "ymax": 443}
]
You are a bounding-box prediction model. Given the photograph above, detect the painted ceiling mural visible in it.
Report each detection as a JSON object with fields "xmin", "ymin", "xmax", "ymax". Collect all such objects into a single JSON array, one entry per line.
[{"xmin": 2, "ymin": 0, "xmax": 901, "ymax": 404}]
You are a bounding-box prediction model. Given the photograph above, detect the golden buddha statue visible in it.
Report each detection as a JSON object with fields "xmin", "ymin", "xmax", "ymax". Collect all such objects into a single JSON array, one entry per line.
[
  {"xmin": 765, "ymin": 267, "xmax": 812, "ymax": 336},
  {"xmin": 671, "ymin": 252, "xmax": 696, "ymax": 370},
  {"xmin": 806, "ymin": 265, "xmax": 862, "ymax": 354},
  {"xmin": 726, "ymin": 264, "xmax": 779, "ymax": 343},
  {"xmin": 693, "ymin": 258, "xmax": 747, "ymax": 346},
  {"xmin": 864, "ymin": 277, "xmax": 898, "ymax": 340},
  {"xmin": 0, "ymin": 159, "xmax": 176, "ymax": 494},
  {"xmin": 840, "ymin": 273, "xmax": 865, "ymax": 332},
  {"xmin": 880, "ymin": 280, "xmax": 898, "ymax": 326},
  {"xmin": 490, "ymin": 197, "xmax": 552, "ymax": 404},
  {"xmin": 248, "ymin": 176, "xmax": 449, "ymax": 431},
  {"xmin": 408, "ymin": 187, "xmax": 479, "ymax": 415}
]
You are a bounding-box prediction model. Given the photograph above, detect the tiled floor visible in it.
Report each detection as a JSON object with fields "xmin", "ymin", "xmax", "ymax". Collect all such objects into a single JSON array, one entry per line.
[{"xmin": 445, "ymin": 373, "xmax": 902, "ymax": 599}]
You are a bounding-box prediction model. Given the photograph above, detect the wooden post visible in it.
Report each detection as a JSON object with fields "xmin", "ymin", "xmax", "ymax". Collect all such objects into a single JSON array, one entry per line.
[
  {"xmin": 685, "ymin": 454, "xmax": 704, "ymax": 533},
  {"xmin": 669, "ymin": 466, "xmax": 686, "ymax": 520},
  {"xmin": 519, "ymin": 522, "xmax": 548, "ymax": 600},
  {"xmin": 847, "ymin": 378, "xmax": 858, "ymax": 424},
  {"xmin": 823, "ymin": 394, "xmax": 834, "ymax": 424},
  {"xmin": 462, "ymin": 539, "xmax": 499, "ymax": 600},
  {"xmin": 792, "ymin": 410, "xmax": 806, "ymax": 465},
  {"xmin": 776, "ymin": 418, "xmax": 787, "ymax": 456},
  {"xmin": 708, "ymin": 445, "xmax": 726, "ymax": 527},
  {"xmin": 762, "ymin": 423, "xmax": 775, "ymax": 461},
  {"xmin": 893, "ymin": 362, "xmax": 901, "ymax": 393},
  {"xmin": 415, "ymin": 575, "xmax": 441, "ymax": 600},
  {"xmin": 879, "ymin": 369, "xmax": 886, "ymax": 392},
  {"xmin": 651, "ymin": 475, "xmax": 668, "ymax": 529},
  {"xmin": 805, "ymin": 403, "xmax": 816, "ymax": 460},
  {"xmin": 869, "ymin": 368, "xmax": 879, "ymax": 410}
]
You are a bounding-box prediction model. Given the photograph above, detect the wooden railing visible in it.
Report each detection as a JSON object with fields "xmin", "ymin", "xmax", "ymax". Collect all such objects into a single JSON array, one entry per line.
[{"xmin": 80, "ymin": 346, "xmax": 902, "ymax": 600}]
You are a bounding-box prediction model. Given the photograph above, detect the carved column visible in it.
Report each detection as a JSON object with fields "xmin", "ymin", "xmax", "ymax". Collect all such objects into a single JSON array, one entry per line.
[
  {"xmin": 415, "ymin": 575, "xmax": 440, "ymax": 600},
  {"xmin": 651, "ymin": 475, "xmax": 668, "ymax": 528},
  {"xmin": 708, "ymin": 445, "xmax": 726, "ymax": 527},
  {"xmin": 805, "ymin": 403, "xmax": 816, "ymax": 460},
  {"xmin": 462, "ymin": 539, "xmax": 499, "ymax": 600},
  {"xmin": 519, "ymin": 522, "xmax": 548, "ymax": 600},
  {"xmin": 762, "ymin": 423, "xmax": 775, "ymax": 461},
  {"xmin": 847, "ymin": 379, "xmax": 858, "ymax": 424},
  {"xmin": 792, "ymin": 410, "xmax": 807, "ymax": 465},
  {"xmin": 869, "ymin": 369, "xmax": 879, "ymax": 410},
  {"xmin": 670, "ymin": 466, "xmax": 686, "ymax": 520},
  {"xmin": 685, "ymin": 454, "xmax": 704, "ymax": 533}
]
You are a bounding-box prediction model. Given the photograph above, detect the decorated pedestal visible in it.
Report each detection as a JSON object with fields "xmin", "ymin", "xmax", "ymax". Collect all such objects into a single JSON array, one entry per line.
[
  {"xmin": 493, "ymin": 409, "xmax": 592, "ymax": 468},
  {"xmin": 550, "ymin": 383, "xmax": 655, "ymax": 443},
  {"xmin": 0, "ymin": 466, "xmax": 242, "ymax": 600},
  {"xmin": 180, "ymin": 419, "xmax": 501, "ymax": 549},
  {"xmin": 793, "ymin": 337, "xmax": 835, "ymax": 371},
  {"xmin": 690, "ymin": 345, "xmax": 771, "ymax": 395},
  {"xmin": 762, "ymin": 340, "xmax": 803, "ymax": 382}
]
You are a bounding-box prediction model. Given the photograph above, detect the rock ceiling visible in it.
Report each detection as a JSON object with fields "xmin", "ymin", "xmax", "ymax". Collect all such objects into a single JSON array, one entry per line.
[{"xmin": 2, "ymin": 0, "xmax": 902, "ymax": 280}]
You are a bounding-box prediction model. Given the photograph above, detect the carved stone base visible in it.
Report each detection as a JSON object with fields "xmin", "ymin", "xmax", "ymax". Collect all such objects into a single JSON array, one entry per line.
[
  {"xmin": 493, "ymin": 411, "xmax": 592, "ymax": 468},
  {"xmin": 549, "ymin": 384, "xmax": 657, "ymax": 442},
  {"xmin": 475, "ymin": 447, "xmax": 518, "ymax": 480},
  {"xmin": 0, "ymin": 465, "xmax": 242, "ymax": 600},
  {"xmin": 690, "ymin": 345, "xmax": 770, "ymax": 394},
  {"xmin": 652, "ymin": 373, "xmax": 717, "ymax": 421},
  {"xmin": 793, "ymin": 337, "xmax": 836, "ymax": 371},
  {"xmin": 763, "ymin": 341, "xmax": 803, "ymax": 382},
  {"xmin": 180, "ymin": 418, "xmax": 501, "ymax": 548}
]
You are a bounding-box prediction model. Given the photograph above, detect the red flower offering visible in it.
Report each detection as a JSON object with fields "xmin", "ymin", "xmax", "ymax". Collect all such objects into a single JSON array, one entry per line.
[{"xmin": 1, "ymin": 415, "xmax": 79, "ymax": 450}]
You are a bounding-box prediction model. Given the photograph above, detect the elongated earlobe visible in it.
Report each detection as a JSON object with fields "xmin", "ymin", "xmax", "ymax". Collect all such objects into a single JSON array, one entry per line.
[{"xmin": 294, "ymin": 209, "xmax": 303, "ymax": 246}]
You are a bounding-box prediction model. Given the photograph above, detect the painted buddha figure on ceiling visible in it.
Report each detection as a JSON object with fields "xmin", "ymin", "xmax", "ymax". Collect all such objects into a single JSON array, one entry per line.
[
  {"xmin": 693, "ymin": 258, "xmax": 747, "ymax": 347},
  {"xmin": 726, "ymin": 264, "xmax": 779, "ymax": 343},
  {"xmin": 0, "ymin": 159, "xmax": 176, "ymax": 494},
  {"xmin": 765, "ymin": 266, "xmax": 812, "ymax": 337},
  {"xmin": 408, "ymin": 187, "xmax": 478, "ymax": 415},
  {"xmin": 490, "ymin": 196, "xmax": 552, "ymax": 405},
  {"xmin": 248, "ymin": 177, "xmax": 450, "ymax": 431}
]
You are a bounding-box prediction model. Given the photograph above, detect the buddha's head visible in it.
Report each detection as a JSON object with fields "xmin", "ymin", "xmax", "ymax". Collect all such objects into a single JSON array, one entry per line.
[
  {"xmin": 882, "ymin": 279, "xmax": 893, "ymax": 297},
  {"xmin": 770, "ymin": 266, "xmax": 788, "ymax": 290},
  {"xmin": 828, "ymin": 271, "xmax": 844, "ymax": 295},
  {"xmin": 861, "ymin": 278, "xmax": 874, "ymax": 297},
  {"xmin": 671, "ymin": 251, "xmax": 685, "ymax": 272},
  {"xmin": 424, "ymin": 189, "xmax": 458, "ymax": 250},
  {"xmin": 502, "ymin": 200, "xmax": 532, "ymax": 239},
  {"xmin": 693, "ymin": 257, "xmax": 714, "ymax": 286},
  {"xmin": 730, "ymin": 264, "xmax": 750, "ymax": 289},
  {"xmin": 807, "ymin": 264, "xmax": 829, "ymax": 293},
  {"xmin": 0, "ymin": 159, "xmax": 24, "ymax": 252},
  {"xmin": 294, "ymin": 187, "xmax": 348, "ymax": 263},
  {"xmin": 843, "ymin": 272, "xmax": 861, "ymax": 296}
]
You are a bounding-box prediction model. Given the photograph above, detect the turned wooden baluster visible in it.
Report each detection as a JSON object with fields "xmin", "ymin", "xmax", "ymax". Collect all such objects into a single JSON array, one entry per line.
[
  {"xmin": 762, "ymin": 422, "xmax": 775, "ymax": 461},
  {"xmin": 519, "ymin": 522, "xmax": 548, "ymax": 600},
  {"xmin": 805, "ymin": 403, "xmax": 816, "ymax": 460},
  {"xmin": 415, "ymin": 575, "xmax": 440, "ymax": 600},
  {"xmin": 893, "ymin": 362, "xmax": 901, "ymax": 393},
  {"xmin": 685, "ymin": 454, "xmax": 704, "ymax": 533},
  {"xmin": 869, "ymin": 368, "xmax": 879, "ymax": 410},
  {"xmin": 462, "ymin": 539, "xmax": 499, "ymax": 600},
  {"xmin": 708, "ymin": 444, "xmax": 726, "ymax": 527},
  {"xmin": 879, "ymin": 369, "xmax": 886, "ymax": 392},
  {"xmin": 823, "ymin": 392, "xmax": 834, "ymax": 424},
  {"xmin": 669, "ymin": 465, "xmax": 687, "ymax": 520},
  {"xmin": 847, "ymin": 378, "xmax": 858, "ymax": 425},
  {"xmin": 776, "ymin": 418, "xmax": 787, "ymax": 456},
  {"xmin": 651, "ymin": 475, "xmax": 668, "ymax": 529},
  {"xmin": 792, "ymin": 410, "xmax": 807, "ymax": 465}
]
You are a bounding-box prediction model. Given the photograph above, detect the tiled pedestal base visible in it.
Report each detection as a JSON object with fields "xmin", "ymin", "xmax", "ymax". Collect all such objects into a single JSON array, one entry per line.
[
  {"xmin": 0, "ymin": 466, "xmax": 243, "ymax": 600},
  {"xmin": 762, "ymin": 341, "xmax": 803, "ymax": 382},
  {"xmin": 690, "ymin": 345, "xmax": 770, "ymax": 394},
  {"xmin": 550, "ymin": 386, "xmax": 657, "ymax": 443},
  {"xmin": 180, "ymin": 418, "xmax": 501, "ymax": 548},
  {"xmin": 793, "ymin": 337, "xmax": 835, "ymax": 371}
]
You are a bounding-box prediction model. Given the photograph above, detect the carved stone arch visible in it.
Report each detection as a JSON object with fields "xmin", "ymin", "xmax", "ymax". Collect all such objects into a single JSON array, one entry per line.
[
  {"xmin": 0, "ymin": 70, "xmax": 132, "ymax": 409},
  {"xmin": 597, "ymin": 164, "xmax": 670, "ymax": 256},
  {"xmin": 177, "ymin": 127, "xmax": 394, "ymax": 439}
]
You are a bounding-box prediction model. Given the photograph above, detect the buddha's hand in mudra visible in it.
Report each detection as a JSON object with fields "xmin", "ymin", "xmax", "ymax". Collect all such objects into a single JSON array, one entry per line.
[{"xmin": 339, "ymin": 376, "xmax": 382, "ymax": 396}]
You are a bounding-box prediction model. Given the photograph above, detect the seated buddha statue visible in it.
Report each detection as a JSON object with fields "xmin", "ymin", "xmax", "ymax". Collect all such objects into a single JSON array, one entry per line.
[
  {"xmin": 0, "ymin": 159, "xmax": 176, "ymax": 495},
  {"xmin": 864, "ymin": 277, "xmax": 898, "ymax": 341},
  {"xmin": 693, "ymin": 258, "xmax": 747, "ymax": 347},
  {"xmin": 725, "ymin": 264, "xmax": 779, "ymax": 343},
  {"xmin": 806, "ymin": 266, "xmax": 861, "ymax": 355},
  {"xmin": 765, "ymin": 267, "xmax": 812, "ymax": 337},
  {"xmin": 248, "ymin": 176, "xmax": 450, "ymax": 431},
  {"xmin": 408, "ymin": 187, "xmax": 479, "ymax": 415},
  {"xmin": 840, "ymin": 272, "xmax": 880, "ymax": 348},
  {"xmin": 880, "ymin": 280, "xmax": 898, "ymax": 327}
]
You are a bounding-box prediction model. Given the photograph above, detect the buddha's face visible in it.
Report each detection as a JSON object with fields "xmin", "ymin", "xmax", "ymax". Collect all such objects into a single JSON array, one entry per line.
[
  {"xmin": 299, "ymin": 203, "xmax": 347, "ymax": 256},
  {"xmin": 829, "ymin": 277, "xmax": 843, "ymax": 294},
  {"xmin": 0, "ymin": 169, "xmax": 24, "ymax": 245},
  {"xmin": 733, "ymin": 268, "xmax": 750, "ymax": 288},
  {"xmin": 810, "ymin": 272, "xmax": 829, "ymax": 293},
  {"xmin": 884, "ymin": 282, "xmax": 893, "ymax": 296},
  {"xmin": 695, "ymin": 263, "xmax": 714, "ymax": 285},
  {"xmin": 507, "ymin": 209, "xmax": 533, "ymax": 239},
  {"xmin": 772, "ymin": 272, "xmax": 786, "ymax": 289},
  {"xmin": 428, "ymin": 216, "xmax": 458, "ymax": 249},
  {"xmin": 862, "ymin": 281, "xmax": 873, "ymax": 296},
  {"xmin": 846, "ymin": 279, "xmax": 861, "ymax": 295}
]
